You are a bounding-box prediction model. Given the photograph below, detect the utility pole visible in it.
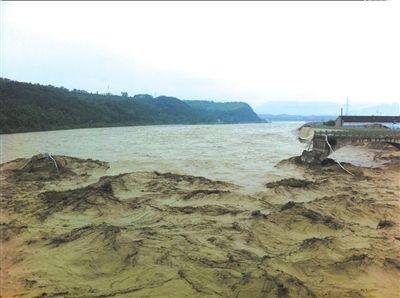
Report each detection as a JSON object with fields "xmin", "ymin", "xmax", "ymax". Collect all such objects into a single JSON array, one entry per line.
[{"xmin": 341, "ymin": 107, "xmax": 343, "ymax": 127}]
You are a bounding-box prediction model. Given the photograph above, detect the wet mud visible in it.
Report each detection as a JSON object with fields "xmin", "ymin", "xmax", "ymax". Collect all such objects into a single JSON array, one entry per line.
[{"xmin": 0, "ymin": 153, "xmax": 399, "ymax": 297}]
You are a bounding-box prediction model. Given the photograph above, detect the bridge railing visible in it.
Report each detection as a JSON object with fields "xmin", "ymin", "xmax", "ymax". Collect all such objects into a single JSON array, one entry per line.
[{"xmin": 314, "ymin": 129, "xmax": 400, "ymax": 139}]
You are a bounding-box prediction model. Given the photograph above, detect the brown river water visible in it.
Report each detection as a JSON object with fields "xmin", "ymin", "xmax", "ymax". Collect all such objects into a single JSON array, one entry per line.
[
  {"xmin": 1, "ymin": 122, "xmax": 308, "ymax": 192},
  {"xmin": 1, "ymin": 122, "xmax": 390, "ymax": 192}
]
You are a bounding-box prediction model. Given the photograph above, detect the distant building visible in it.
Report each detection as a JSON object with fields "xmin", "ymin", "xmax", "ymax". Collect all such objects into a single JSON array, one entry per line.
[{"xmin": 335, "ymin": 116, "xmax": 400, "ymax": 129}]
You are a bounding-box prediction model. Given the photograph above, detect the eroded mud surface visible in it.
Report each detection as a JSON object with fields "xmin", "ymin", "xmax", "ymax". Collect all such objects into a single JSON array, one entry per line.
[{"xmin": 1, "ymin": 154, "xmax": 399, "ymax": 297}]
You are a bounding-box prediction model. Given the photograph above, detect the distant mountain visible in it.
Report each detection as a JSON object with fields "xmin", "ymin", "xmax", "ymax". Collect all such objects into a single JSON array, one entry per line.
[
  {"xmin": 0, "ymin": 78, "xmax": 263, "ymax": 134},
  {"xmin": 256, "ymin": 101, "xmax": 400, "ymax": 116}
]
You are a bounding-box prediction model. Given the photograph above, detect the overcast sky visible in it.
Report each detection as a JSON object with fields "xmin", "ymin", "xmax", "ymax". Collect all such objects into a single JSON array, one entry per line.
[{"xmin": 2, "ymin": 1, "xmax": 399, "ymax": 110}]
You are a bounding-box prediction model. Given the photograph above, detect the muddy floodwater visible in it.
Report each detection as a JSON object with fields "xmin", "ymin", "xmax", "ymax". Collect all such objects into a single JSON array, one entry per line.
[
  {"xmin": 1, "ymin": 123, "xmax": 399, "ymax": 298},
  {"xmin": 1, "ymin": 123, "xmax": 306, "ymax": 192}
]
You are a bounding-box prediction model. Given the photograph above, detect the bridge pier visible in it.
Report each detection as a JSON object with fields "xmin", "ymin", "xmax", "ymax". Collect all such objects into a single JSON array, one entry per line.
[{"xmin": 300, "ymin": 150, "xmax": 328, "ymax": 164}]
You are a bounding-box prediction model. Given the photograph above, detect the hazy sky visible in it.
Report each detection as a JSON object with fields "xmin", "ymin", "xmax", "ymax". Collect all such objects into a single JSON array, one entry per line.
[{"xmin": 2, "ymin": 1, "xmax": 400, "ymax": 110}]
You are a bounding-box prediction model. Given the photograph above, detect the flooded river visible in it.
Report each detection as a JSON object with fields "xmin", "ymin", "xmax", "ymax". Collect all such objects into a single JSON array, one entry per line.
[{"xmin": 1, "ymin": 123, "xmax": 307, "ymax": 191}]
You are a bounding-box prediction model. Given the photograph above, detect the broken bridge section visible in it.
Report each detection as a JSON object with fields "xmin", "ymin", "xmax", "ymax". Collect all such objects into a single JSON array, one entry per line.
[{"xmin": 308, "ymin": 129, "xmax": 400, "ymax": 161}]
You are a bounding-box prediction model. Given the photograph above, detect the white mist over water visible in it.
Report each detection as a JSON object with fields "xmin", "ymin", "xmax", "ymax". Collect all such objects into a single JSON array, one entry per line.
[{"xmin": 1, "ymin": 123, "xmax": 307, "ymax": 191}]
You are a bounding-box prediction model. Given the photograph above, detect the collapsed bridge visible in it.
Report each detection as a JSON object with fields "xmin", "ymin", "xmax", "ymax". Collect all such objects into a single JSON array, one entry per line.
[{"xmin": 305, "ymin": 129, "xmax": 400, "ymax": 161}]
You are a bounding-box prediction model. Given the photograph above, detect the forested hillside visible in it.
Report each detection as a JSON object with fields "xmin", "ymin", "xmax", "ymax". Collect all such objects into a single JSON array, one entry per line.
[
  {"xmin": 184, "ymin": 100, "xmax": 261, "ymax": 123},
  {"xmin": 0, "ymin": 78, "xmax": 263, "ymax": 134}
]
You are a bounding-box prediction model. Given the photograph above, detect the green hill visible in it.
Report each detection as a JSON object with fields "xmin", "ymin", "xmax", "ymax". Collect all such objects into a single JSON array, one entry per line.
[
  {"xmin": 0, "ymin": 78, "xmax": 263, "ymax": 134},
  {"xmin": 184, "ymin": 100, "xmax": 261, "ymax": 123}
]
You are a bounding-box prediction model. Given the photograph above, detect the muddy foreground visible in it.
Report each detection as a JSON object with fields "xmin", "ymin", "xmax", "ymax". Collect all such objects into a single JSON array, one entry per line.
[{"xmin": 0, "ymin": 152, "xmax": 399, "ymax": 297}]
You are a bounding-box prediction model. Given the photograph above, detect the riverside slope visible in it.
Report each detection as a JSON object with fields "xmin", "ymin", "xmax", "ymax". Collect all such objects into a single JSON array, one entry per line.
[
  {"xmin": 0, "ymin": 78, "xmax": 262, "ymax": 134},
  {"xmin": 1, "ymin": 149, "xmax": 399, "ymax": 297}
]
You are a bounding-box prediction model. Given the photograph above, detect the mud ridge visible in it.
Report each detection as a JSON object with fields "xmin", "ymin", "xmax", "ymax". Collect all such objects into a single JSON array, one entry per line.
[
  {"xmin": 265, "ymin": 178, "xmax": 314, "ymax": 188},
  {"xmin": 279, "ymin": 202, "xmax": 344, "ymax": 229},
  {"xmin": 169, "ymin": 205, "xmax": 241, "ymax": 216},
  {"xmin": 37, "ymin": 180, "xmax": 122, "ymax": 220},
  {"xmin": 182, "ymin": 189, "xmax": 230, "ymax": 200},
  {"xmin": 48, "ymin": 224, "xmax": 122, "ymax": 249}
]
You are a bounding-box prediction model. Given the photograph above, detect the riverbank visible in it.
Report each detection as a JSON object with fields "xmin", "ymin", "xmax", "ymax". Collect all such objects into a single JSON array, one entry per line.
[{"xmin": 1, "ymin": 148, "xmax": 399, "ymax": 297}]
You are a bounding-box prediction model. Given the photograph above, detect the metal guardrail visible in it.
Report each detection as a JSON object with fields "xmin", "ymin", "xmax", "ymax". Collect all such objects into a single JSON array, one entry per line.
[{"xmin": 314, "ymin": 129, "xmax": 400, "ymax": 139}]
